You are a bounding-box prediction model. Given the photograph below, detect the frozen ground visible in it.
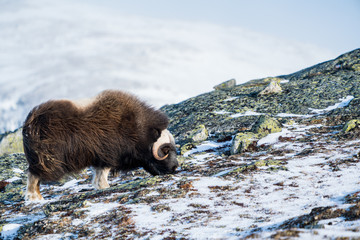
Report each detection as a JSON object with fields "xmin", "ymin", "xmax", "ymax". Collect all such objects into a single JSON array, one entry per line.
[{"xmin": 0, "ymin": 0, "xmax": 333, "ymax": 132}]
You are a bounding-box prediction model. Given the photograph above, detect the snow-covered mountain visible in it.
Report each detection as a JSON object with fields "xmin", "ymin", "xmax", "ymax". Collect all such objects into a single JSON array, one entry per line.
[{"xmin": 0, "ymin": 0, "xmax": 333, "ymax": 133}]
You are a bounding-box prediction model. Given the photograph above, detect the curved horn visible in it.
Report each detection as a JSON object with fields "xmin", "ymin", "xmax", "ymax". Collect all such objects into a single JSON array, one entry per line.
[{"xmin": 153, "ymin": 130, "xmax": 172, "ymax": 161}]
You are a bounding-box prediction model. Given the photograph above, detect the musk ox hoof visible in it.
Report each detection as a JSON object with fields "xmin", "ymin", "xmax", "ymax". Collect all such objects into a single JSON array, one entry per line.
[{"xmin": 25, "ymin": 192, "xmax": 44, "ymax": 201}]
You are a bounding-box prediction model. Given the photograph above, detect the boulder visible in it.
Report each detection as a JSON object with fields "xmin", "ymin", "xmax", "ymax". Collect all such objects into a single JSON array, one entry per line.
[
  {"xmin": 342, "ymin": 119, "xmax": 360, "ymax": 132},
  {"xmin": 213, "ymin": 78, "xmax": 236, "ymax": 90},
  {"xmin": 231, "ymin": 132, "xmax": 259, "ymax": 155},
  {"xmin": 0, "ymin": 129, "xmax": 23, "ymax": 156},
  {"xmin": 188, "ymin": 124, "xmax": 208, "ymax": 142},
  {"xmin": 258, "ymin": 78, "xmax": 282, "ymax": 95},
  {"xmin": 251, "ymin": 115, "xmax": 282, "ymax": 137}
]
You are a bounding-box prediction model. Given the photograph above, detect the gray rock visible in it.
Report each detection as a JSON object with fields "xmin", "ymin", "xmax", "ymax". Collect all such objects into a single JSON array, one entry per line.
[
  {"xmin": 258, "ymin": 78, "xmax": 282, "ymax": 95},
  {"xmin": 189, "ymin": 124, "xmax": 208, "ymax": 142},
  {"xmin": 213, "ymin": 78, "xmax": 236, "ymax": 90},
  {"xmin": 231, "ymin": 132, "xmax": 259, "ymax": 155},
  {"xmin": 0, "ymin": 128, "xmax": 23, "ymax": 156},
  {"xmin": 251, "ymin": 115, "xmax": 282, "ymax": 137}
]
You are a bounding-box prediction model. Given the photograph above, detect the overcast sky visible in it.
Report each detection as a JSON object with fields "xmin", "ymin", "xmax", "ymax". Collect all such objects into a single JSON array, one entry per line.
[{"xmin": 83, "ymin": 0, "xmax": 360, "ymax": 56}]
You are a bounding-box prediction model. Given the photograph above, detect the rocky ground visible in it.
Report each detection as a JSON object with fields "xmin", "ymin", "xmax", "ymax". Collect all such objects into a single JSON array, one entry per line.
[{"xmin": 1, "ymin": 49, "xmax": 360, "ymax": 239}]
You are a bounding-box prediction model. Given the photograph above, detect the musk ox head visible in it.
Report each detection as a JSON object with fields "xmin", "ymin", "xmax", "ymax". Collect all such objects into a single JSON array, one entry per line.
[{"xmin": 144, "ymin": 129, "xmax": 178, "ymax": 175}]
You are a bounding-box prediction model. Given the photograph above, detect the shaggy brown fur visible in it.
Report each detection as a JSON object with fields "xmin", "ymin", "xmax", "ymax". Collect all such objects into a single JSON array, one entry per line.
[{"xmin": 23, "ymin": 90, "xmax": 177, "ymax": 182}]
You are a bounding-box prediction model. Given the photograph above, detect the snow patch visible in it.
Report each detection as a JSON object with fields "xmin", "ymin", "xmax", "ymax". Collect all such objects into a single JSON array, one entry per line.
[
  {"xmin": 5, "ymin": 176, "xmax": 21, "ymax": 183},
  {"xmin": 0, "ymin": 224, "xmax": 22, "ymax": 239},
  {"xmin": 12, "ymin": 168, "xmax": 23, "ymax": 174},
  {"xmin": 58, "ymin": 179, "xmax": 84, "ymax": 190},
  {"xmin": 309, "ymin": 96, "xmax": 354, "ymax": 114},
  {"xmin": 184, "ymin": 141, "xmax": 230, "ymax": 157},
  {"xmin": 84, "ymin": 202, "xmax": 120, "ymax": 218},
  {"xmin": 1, "ymin": 213, "xmax": 45, "ymax": 239},
  {"xmin": 223, "ymin": 97, "xmax": 239, "ymax": 102},
  {"xmin": 277, "ymin": 113, "xmax": 313, "ymax": 118},
  {"xmin": 213, "ymin": 110, "xmax": 232, "ymax": 115},
  {"xmin": 257, "ymin": 128, "xmax": 294, "ymax": 145},
  {"xmin": 230, "ymin": 110, "xmax": 264, "ymax": 118}
]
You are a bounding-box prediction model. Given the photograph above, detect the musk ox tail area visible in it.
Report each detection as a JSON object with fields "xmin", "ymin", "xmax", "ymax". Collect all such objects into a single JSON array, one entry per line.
[{"xmin": 22, "ymin": 100, "xmax": 88, "ymax": 181}]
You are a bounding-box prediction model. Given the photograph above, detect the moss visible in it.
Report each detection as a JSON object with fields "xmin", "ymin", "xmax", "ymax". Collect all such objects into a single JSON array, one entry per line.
[
  {"xmin": 0, "ymin": 128, "xmax": 24, "ymax": 156},
  {"xmin": 342, "ymin": 119, "xmax": 360, "ymax": 132}
]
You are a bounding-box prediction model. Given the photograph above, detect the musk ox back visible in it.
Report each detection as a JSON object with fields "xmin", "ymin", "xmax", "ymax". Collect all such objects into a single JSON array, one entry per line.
[{"xmin": 23, "ymin": 90, "xmax": 178, "ymax": 201}]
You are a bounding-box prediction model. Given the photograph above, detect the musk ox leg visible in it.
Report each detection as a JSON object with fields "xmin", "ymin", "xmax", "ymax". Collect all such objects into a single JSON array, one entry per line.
[
  {"xmin": 25, "ymin": 172, "xmax": 44, "ymax": 201},
  {"xmin": 92, "ymin": 167, "xmax": 111, "ymax": 189}
]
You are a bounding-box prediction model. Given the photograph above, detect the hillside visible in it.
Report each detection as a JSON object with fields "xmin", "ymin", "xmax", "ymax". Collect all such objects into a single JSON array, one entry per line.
[{"xmin": 1, "ymin": 49, "xmax": 360, "ymax": 239}]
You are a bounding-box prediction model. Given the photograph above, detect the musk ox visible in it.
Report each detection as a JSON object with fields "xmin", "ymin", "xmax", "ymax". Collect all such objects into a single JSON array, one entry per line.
[{"xmin": 23, "ymin": 90, "xmax": 178, "ymax": 201}]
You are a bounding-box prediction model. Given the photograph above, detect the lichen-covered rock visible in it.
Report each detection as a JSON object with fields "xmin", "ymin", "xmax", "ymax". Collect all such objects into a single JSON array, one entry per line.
[
  {"xmin": 188, "ymin": 124, "xmax": 208, "ymax": 142},
  {"xmin": 231, "ymin": 132, "xmax": 259, "ymax": 154},
  {"xmin": 180, "ymin": 143, "xmax": 196, "ymax": 155},
  {"xmin": 342, "ymin": 119, "xmax": 360, "ymax": 132},
  {"xmin": 251, "ymin": 115, "xmax": 282, "ymax": 137},
  {"xmin": 213, "ymin": 78, "xmax": 236, "ymax": 90},
  {"xmin": 0, "ymin": 128, "xmax": 23, "ymax": 156},
  {"xmin": 258, "ymin": 78, "xmax": 282, "ymax": 95}
]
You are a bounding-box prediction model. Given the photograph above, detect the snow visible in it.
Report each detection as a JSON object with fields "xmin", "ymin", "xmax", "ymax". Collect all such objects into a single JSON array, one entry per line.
[
  {"xmin": 58, "ymin": 179, "xmax": 84, "ymax": 190},
  {"xmin": 12, "ymin": 168, "xmax": 23, "ymax": 174},
  {"xmin": 230, "ymin": 110, "xmax": 264, "ymax": 118},
  {"xmin": 257, "ymin": 128, "xmax": 294, "ymax": 145},
  {"xmin": 84, "ymin": 202, "xmax": 120, "ymax": 218},
  {"xmin": 213, "ymin": 110, "xmax": 231, "ymax": 115},
  {"xmin": 223, "ymin": 97, "xmax": 239, "ymax": 102},
  {"xmin": 0, "ymin": 224, "xmax": 22, "ymax": 239},
  {"xmin": 280, "ymin": 79, "xmax": 289, "ymax": 83},
  {"xmin": 183, "ymin": 141, "xmax": 230, "ymax": 157},
  {"xmin": 5, "ymin": 176, "xmax": 21, "ymax": 183},
  {"xmin": 276, "ymin": 113, "xmax": 313, "ymax": 118},
  {"xmin": 0, "ymin": 0, "xmax": 333, "ymax": 133},
  {"xmin": 1, "ymin": 213, "xmax": 45, "ymax": 239},
  {"xmin": 309, "ymin": 95, "xmax": 354, "ymax": 114}
]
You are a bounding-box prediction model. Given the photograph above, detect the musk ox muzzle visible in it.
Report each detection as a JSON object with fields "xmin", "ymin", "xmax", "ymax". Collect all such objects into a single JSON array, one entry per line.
[{"xmin": 22, "ymin": 90, "xmax": 178, "ymax": 201}]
